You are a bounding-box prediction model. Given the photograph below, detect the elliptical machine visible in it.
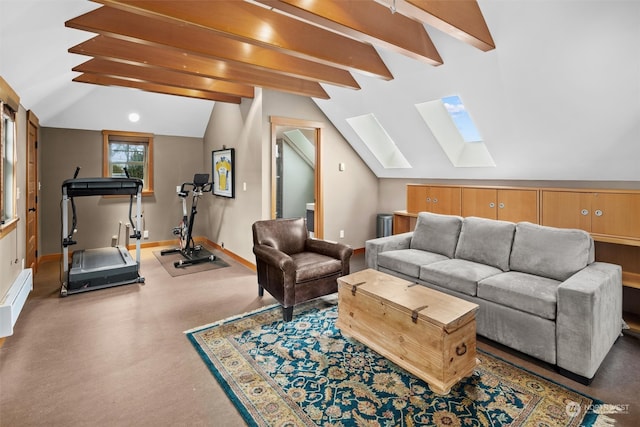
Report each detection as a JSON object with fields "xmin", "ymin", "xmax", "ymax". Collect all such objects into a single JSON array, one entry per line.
[{"xmin": 161, "ymin": 173, "xmax": 216, "ymax": 268}]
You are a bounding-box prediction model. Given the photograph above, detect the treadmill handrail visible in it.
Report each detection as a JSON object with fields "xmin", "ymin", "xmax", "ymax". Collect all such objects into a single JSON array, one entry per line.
[{"xmin": 62, "ymin": 177, "xmax": 144, "ymax": 197}]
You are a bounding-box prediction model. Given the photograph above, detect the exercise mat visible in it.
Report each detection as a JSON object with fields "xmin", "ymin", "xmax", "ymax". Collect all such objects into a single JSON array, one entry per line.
[{"xmin": 153, "ymin": 248, "xmax": 229, "ymax": 277}]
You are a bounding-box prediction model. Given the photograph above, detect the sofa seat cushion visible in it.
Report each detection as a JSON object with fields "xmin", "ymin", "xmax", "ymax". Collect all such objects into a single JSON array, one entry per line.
[
  {"xmin": 510, "ymin": 222, "xmax": 593, "ymax": 281},
  {"xmin": 454, "ymin": 217, "xmax": 515, "ymax": 272},
  {"xmin": 478, "ymin": 271, "xmax": 560, "ymax": 320},
  {"xmin": 378, "ymin": 249, "xmax": 449, "ymax": 279},
  {"xmin": 291, "ymin": 252, "xmax": 342, "ymax": 283},
  {"xmin": 419, "ymin": 259, "xmax": 502, "ymax": 297},
  {"xmin": 410, "ymin": 212, "xmax": 463, "ymax": 258}
]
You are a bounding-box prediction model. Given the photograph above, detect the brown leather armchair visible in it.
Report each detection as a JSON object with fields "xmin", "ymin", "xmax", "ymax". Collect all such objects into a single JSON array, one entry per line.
[{"xmin": 252, "ymin": 218, "xmax": 353, "ymax": 321}]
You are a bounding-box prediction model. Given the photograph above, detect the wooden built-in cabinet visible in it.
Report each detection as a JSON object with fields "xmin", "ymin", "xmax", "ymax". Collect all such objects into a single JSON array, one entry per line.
[
  {"xmin": 541, "ymin": 190, "xmax": 640, "ymax": 242},
  {"xmin": 394, "ymin": 184, "xmax": 640, "ymax": 289},
  {"xmin": 462, "ymin": 187, "xmax": 539, "ymax": 223},
  {"xmin": 407, "ymin": 185, "xmax": 461, "ymax": 216},
  {"xmin": 394, "ymin": 183, "xmax": 640, "ymax": 331}
]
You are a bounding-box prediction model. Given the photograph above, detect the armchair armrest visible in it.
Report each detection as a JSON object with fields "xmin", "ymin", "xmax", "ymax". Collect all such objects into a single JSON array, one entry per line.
[
  {"xmin": 305, "ymin": 238, "xmax": 353, "ymax": 261},
  {"xmin": 556, "ymin": 262, "xmax": 623, "ymax": 379},
  {"xmin": 253, "ymin": 244, "xmax": 294, "ymax": 274},
  {"xmin": 365, "ymin": 232, "xmax": 413, "ymax": 270}
]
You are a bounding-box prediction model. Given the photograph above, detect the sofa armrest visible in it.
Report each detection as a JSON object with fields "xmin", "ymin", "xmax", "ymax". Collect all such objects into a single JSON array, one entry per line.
[
  {"xmin": 556, "ymin": 262, "xmax": 623, "ymax": 379},
  {"xmin": 365, "ymin": 232, "xmax": 413, "ymax": 270}
]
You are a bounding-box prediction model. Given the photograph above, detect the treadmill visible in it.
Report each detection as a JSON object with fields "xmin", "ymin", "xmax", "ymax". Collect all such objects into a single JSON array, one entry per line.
[{"xmin": 60, "ymin": 174, "xmax": 145, "ymax": 296}]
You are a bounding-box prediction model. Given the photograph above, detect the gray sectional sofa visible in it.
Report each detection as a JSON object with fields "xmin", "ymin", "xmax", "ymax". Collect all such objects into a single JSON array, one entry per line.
[{"xmin": 365, "ymin": 212, "xmax": 624, "ymax": 383}]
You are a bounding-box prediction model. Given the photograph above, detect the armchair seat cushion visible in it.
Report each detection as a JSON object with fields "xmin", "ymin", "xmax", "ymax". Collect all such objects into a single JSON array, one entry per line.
[{"xmin": 291, "ymin": 252, "xmax": 343, "ymax": 283}]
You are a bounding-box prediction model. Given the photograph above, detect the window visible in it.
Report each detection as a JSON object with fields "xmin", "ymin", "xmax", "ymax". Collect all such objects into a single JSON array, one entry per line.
[
  {"xmin": 102, "ymin": 130, "xmax": 154, "ymax": 195},
  {"xmin": 346, "ymin": 113, "xmax": 411, "ymax": 169},
  {"xmin": 415, "ymin": 95, "xmax": 495, "ymax": 167},
  {"xmin": 1, "ymin": 102, "xmax": 16, "ymax": 226}
]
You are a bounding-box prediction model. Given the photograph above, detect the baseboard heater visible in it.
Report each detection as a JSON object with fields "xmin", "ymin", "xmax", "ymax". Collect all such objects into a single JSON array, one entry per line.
[{"xmin": 0, "ymin": 268, "xmax": 33, "ymax": 337}]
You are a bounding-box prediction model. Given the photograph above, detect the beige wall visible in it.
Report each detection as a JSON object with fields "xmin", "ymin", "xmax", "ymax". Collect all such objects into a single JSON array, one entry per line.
[
  {"xmin": 262, "ymin": 90, "xmax": 378, "ymax": 248},
  {"xmin": 39, "ymin": 127, "xmax": 204, "ymax": 256},
  {"xmin": 200, "ymin": 89, "xmax": 379, "ymax": 264},
  {"xmin": 201, "ymin": 92, "xmax": 264, "ymax": 264},
  {"xmin": 0, "ymin": 105, "xmax": 27, "ymax": 299},
  {"xmin": 36, "ymin": 88, "xmax": 379, "ymax": 267}
]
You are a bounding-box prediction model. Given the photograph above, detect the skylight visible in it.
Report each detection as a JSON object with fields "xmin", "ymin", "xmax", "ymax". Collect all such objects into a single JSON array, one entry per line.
[
  {"xmin": 416, "ymin": 96, "xmax": 495, "ymax": 168},
  {"xmin": 346, "ymin": 113, "xmax": 411, "ymax": 169},
  {"xmin": 441, "ymin": 95, "xmax": 482, "ymax": 143}
]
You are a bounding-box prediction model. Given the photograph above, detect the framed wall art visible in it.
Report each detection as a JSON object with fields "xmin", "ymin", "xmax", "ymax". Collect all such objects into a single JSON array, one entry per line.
[{"xmin": 212, "ymin": 148, "xmax": 235, "ymax": 198}]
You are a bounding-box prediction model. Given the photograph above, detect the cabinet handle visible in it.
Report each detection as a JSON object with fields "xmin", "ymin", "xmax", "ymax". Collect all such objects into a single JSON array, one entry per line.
[
  {"xmin": 432, "ymin": 198, "xmax": 438, "ymax": 203},
  {"xmin": 581, "ymin": 209, "xmax": 589, "ymax": 216},
  {"xmin": 489, "ymin": 202, "xmax": 495, "ymax": 208},
  {"xmin": 498, "ymin": 203, "xmax": 505, "ymax": 209},
  {"xmin": 426, "ymin": 197, "xmax": 431, "ymax": 203},
  {"xmin": 595, "ymin": 209, "xmax": 603, "ymax": 217}
]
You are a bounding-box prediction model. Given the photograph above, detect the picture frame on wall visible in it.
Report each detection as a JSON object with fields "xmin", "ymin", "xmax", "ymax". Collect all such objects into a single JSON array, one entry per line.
[{"xmin": 212, "ymin": 148, "xmax": 235, "ymax": 198}]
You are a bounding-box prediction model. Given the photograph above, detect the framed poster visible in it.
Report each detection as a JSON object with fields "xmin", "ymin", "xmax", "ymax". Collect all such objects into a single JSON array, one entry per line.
[{"xmin": 212, "ymin": 148, "xmax": 235, "ymax": 198}]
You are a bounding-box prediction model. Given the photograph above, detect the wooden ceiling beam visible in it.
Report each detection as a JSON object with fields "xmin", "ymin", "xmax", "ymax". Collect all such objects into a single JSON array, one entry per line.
[
  {"xmin": 69, "ymin": 36, "xmax": 330, "ymax": 99},
  {"xmin": 73, "ymin": 73, "xmax": 243, "ymax": 104},
  {"xmin": 258, "ymin": 0, "xmax": 442, "ymax": 66},
  {"xmin": 94, "ymin": 0, "xmax": 393, "ymax": 79},
  {"xmin": 73, "ymin": 58, "xmax": 256, "ymax": 98},
  {"xmin": 375, "ymin": 0, "xmax": 495, "ymax": 51},
  {"xmin": 66, "ymin": 6, "xmax": 359, "ymax": 89}
]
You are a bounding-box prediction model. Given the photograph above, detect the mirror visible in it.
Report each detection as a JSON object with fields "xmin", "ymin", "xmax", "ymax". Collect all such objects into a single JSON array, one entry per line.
[{"xmin": 270, "ymin": 116, "xmax": 323, "ymax": 238}]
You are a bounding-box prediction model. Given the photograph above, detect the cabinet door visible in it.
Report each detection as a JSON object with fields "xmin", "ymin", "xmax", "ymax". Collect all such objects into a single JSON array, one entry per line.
[
  {"xmin": 407, "ymin": 185, "xmax": 429, "ymax": 213},
  {"xmin": 462, "ymin": 188, "xmax": 496, "ymax": 219},
  {"xmin": 498, "ymin": 189, "xmax": 538, "ymax": 223},
  {"xmin": 429, "ymin": 186, "xmax": 462, "ymax": 215},
  {"xmin": 591, "ymin": 193, "xmax": 640, "ymax": 239},
  {"xmin": 541, "ymin": 191, "xmax": 592, "ymax": 232}
]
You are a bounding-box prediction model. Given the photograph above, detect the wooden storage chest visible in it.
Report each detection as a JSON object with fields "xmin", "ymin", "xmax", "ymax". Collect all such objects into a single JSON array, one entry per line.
[{"xmin": 336, "ymin": 269, "xmax": 479, "ymax": 394}]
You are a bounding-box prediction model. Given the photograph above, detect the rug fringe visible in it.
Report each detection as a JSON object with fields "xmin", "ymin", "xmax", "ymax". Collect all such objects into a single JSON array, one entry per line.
[
  {"xmin": 591, "ymin": 415, "xmax": 617, "ymax": 426},
  {"xmin": 183, "ymin": 303, "xmax": 279, "ymax": 334}
]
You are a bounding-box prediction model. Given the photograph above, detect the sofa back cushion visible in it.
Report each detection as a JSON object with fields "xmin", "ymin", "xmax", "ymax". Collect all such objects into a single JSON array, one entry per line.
[
  {"xmin": 510, "ymin": 222, "xmax": 593, "ymax": 281},
  {"xmin": 410, "ymin": 212, "xmax": 463, "ymax": 258},
  {"xmin": 454, "ymin": 217, "xmax": 515, "ymax": 271}
]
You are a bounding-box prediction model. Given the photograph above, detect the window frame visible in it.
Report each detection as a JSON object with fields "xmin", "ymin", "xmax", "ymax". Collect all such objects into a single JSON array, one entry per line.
[
  {"xmin": 1, "ymin": 101, "xmax": 18, "ymax": 236},
  {"xmin": 102, "ymin": 130, "xmax": 154, "ymax": 196}
]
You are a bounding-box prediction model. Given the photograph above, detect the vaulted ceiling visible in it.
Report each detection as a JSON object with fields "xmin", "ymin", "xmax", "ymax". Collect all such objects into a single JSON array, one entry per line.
[
  {"xmin": 65, "ymin": 0, "xmax": 494, "ymax": 103},
  {"xmin": 2, "ymin": 1, "xmax": 638, "ymax": 181}
]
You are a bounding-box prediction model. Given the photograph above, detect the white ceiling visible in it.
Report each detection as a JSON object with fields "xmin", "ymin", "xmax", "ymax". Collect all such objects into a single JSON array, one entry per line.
[
  {"xmin": 1, "ymin": 1, "xmax": 639, "ymax": 180},
  {"xmin": 0, "ymin": 0, "xmax": 214, "ymax": 137}
]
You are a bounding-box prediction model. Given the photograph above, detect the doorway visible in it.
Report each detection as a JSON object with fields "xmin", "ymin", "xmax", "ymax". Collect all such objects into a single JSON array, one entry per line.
[
  {"xmin": 26, "ymin": 110, "xmax": 39, "ymax": 272},
  {"xmin": 270, "ymin": 116, "xmax": 323, "ymax": 239}
]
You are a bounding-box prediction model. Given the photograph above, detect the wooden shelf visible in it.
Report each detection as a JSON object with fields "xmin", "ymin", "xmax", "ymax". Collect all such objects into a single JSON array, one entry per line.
[
  {"xmin": 622, "ymin": 272, "xmax": 640, "ymax": 290},
  {"xmin": 624, "ymin": 311, "xmax": 640, "ymax": 333}
]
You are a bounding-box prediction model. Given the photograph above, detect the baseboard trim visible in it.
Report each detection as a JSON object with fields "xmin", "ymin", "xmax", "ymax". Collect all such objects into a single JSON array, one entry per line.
[{"xmin": 38, "ymin": 238, "xmax": 365, "ymax": 273}]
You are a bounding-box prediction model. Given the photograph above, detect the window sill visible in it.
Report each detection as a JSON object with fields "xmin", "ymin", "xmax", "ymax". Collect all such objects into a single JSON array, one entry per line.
[{"xmin": 0, "ymin": 217, "xmax": 19, "ymax": 239}]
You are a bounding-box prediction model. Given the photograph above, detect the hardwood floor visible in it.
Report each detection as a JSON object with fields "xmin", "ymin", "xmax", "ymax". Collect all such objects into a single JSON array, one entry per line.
[{"xmin": 1, "ymin": 247, "xmax": 638, "ymax": 426}]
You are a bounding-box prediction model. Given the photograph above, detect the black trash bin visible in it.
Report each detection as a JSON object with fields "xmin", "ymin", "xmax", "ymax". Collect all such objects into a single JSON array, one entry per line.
[{"xmin": 376, "ymin": 214, "xmax": 393, "ymax": 238}]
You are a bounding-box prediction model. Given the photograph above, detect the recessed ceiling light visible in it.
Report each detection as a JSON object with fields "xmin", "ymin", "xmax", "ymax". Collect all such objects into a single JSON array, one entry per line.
[{"xmin": 128, "ymin": 112, "xmax": 140, "ymax": 123}]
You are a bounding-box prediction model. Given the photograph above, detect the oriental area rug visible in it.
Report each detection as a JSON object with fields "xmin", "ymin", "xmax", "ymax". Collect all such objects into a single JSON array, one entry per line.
[{"xmin": 186, "ymin": 299, "xmax": 615, "ymax": 427}]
